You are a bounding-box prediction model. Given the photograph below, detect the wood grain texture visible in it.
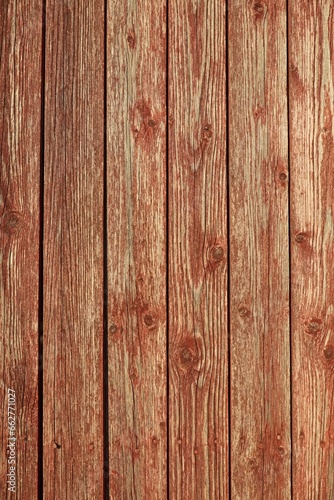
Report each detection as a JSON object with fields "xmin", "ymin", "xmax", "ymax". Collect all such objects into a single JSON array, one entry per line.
[
  {"xmin": 0, "ymin": 0, "xmax": 41, "ymax": 497},
  {"xmin": 107, "ymin": 1, "xmax": 167, "ymax": 498},
  {"xmin": 229, "ymin": 1, "xmax": 290, "ymax": 498},
  {"xmin": 289, "ymin": 2, "xmax": 334, "ymax": 498},
  {"xmin": 43, "ymin": 0, "xmax": 105, "ymax": 497},
  {"xmin": 168, "ymin": 1, "xmax": 228, "ymax": 498}
]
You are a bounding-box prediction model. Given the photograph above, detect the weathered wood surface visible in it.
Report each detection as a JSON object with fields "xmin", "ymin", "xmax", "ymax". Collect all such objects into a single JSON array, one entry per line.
[
  {"xmin": 43, "ymin": 0, "xmax": 105, "ymax": 497},
  {"xmin": 107, "ymin": 0, "xmax": 167, "ymax": 498},
  {"xmin": 0, "ymin": 1, "xmax": 42, "ymax": 497},
  {"xmin": 289, "ymin": 1, "xmax": 334, "ymax": 498},
  {"xmin": 168, "ymin": 0, "xmax": 229, "ymax": 498},
  {"xmin": 229, "ymin": 1, "xmax": 291, "ymax": 498},
  {"xmin": 3, "ymin": 1, "xmax": 334, "ymax": 498}
]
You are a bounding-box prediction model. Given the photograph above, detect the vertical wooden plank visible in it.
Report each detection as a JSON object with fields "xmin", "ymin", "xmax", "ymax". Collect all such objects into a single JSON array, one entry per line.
[
  {"xmin": 107, "ymin": 1, "xmax": 167, "ymax": 498},
  {"xmin": 289, "ymin": 2, "xmax": 334, "ymax": 498},
  {"xmin": 0, "ymin": 1, "xmax": 41, "ymax": 497},
  {"xmin": 43, "ymin": 0, "xmax": 104, "ymax": 497},
  {"xmin": 169, "ymin": 1, "xmax": 228, "ymax": 498},
  {"xmin": 229, "ymin": 1, "xmax": 290, "ymax": 498}
]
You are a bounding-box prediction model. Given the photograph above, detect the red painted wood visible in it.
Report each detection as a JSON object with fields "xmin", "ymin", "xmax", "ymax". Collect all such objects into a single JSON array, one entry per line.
[
  {"xmin": 107, "ymin": 0, "xmax": 167, "ymax": 497},
  {"xmin": 3, "ymin": 2, "xmax": 334, "ymax": 497},
  {"xmin": 0, "ymin": 1, "xmax": 42, "ymax": 496},
  {"xmin": 289, "ymin": 1, "xmax": 334, "ymax": 498},
  {"xmin": 43, "ymin": 0, "xmax": 105, "ymax": 497},
  {"xmin": 168, "ymin": 0, "xmax": 229, "ymax": 497},
  {"xmin": 229, "ymin": 1, "xmax": 291, "ymax": 498}
]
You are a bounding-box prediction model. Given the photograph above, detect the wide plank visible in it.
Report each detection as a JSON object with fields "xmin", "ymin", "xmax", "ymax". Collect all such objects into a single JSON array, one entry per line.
[
  {"xmin": 168, "ymin": 0, "xmax": 229, "ymax": 497},
  {"xmin": 289, "ymin": 1, "xmax": 334, "ymax": 498},
  {"xmin": 43, "ymin": 0, "xmax": 105, "ymax": 497},
  {"xmin": 229, "ymin": 1, "xmax": 290, "ymax": 498},
  {"xmin": 107, "ymin": 1, "xmax": 167, "ymax": 498},
  {"xmin": 0, "ymin": 1, "xmax": 42, "ymax": 497}
]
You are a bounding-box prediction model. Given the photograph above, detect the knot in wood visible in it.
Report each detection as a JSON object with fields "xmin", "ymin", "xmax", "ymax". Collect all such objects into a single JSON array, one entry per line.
[
  {"xmin": 127, "ymin": 32, "xmax": 135, "ymax": 48},
  {"xmin": 3, "ymin": 211, "xmax": 22, "ymax": 234},
  {"xmin": 202, "ymin": 124, "xmax": 212, "ymax": 140},
  {"xmin": 143, "ymin": 313, "xmax": 154, "ymax": 327},
  {"xmin": 247, "ymin": 457, "xmax": 258, "ymax": 470},
  {"xmin": 279, "ymin": 172, "xmax": 288, "ymax": 181},
  {"xmin": 148, "ymin": 119, "xmax": 156, "ymax": 128},
  {"xmin": 238, "ymin": 306, "xmax": 251, "ymax": 318},
  {"xmin": 277, "ymin": 446, "xmax": 285, "ymax": 456},
  {"xmin": 305, "ymin": 318, "xmax": 322, "ymax": 335},
  {"xmin": 211, "ymin": 245, "xmax": 224, "ymax": 262},
  {"xmin": 180, "ymin": 347, "xmax": 193, "ymax": 365},
  {"xmin": 253, "ymin": 2, "xmax": 265, "ymax": 16},
  {"xmin": 130, "ymin": 368, "xmax": 139, "ymax": 384},
  {"xmin": 109, "ymin": 323, "xmax": 117, "ymax": 334},
  {"xmin": 295, "ymin": 232, "xmax": 306, "ymax": 243},
  {"xmin": 324, "ymin": 345, "xmax": 334, "ymax": 360}
]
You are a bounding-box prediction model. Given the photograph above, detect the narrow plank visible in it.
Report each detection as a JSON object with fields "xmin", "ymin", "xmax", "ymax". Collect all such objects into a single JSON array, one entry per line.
[
  {"xmin": 289, "ymin": 2, "xmax": 334, "ymax": 498},
  {"xmin": 43, "ymin": 0, "xmax": 105, "ymax": 497},
  {"xmin": 107, "ymin": 1, "xmax": 167, "ymax": 498},
  {"xmin": 0, "ymin": 1, "xmax": 42, "ymax": 496},
  {"xmin": 168, "ymin": 1, "xmax": 228, "ymax": 497},
  {"xmin": 229, "ymin": 1, "xmax": 290, "ymax": 498}
]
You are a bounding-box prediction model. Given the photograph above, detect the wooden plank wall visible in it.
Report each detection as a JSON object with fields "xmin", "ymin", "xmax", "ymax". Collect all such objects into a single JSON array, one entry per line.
[{"xmin": 1, "ymin": 1, "xmax": 334, "ymax": 498}]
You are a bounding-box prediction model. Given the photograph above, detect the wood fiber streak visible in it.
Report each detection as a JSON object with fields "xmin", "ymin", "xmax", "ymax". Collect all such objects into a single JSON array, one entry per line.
[
  {"xmin": 107, "ymin": 1, "xmax": 167, "ymax": 498},
  {"xmin": 229, "ymin": 1, "xmax": 290, "ymax": 498},
  {"xmin": 43, "ymin": 0, "xmax": 104, "ymax": 497},
  {"xmin": 169, "ymin": 1, "xmax": 228, "ymax": 498},
  {"xmin": 0, "ymin": 0, "xmax": 41, "ymax": 497},
  {"xmin": 289, "ymin": 2, "xmax": 334, "ymax": 498}
]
